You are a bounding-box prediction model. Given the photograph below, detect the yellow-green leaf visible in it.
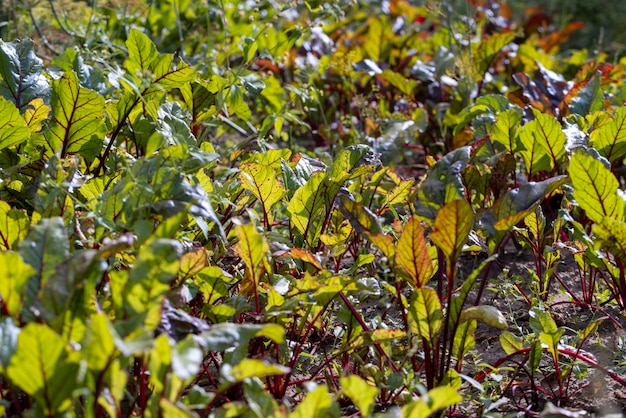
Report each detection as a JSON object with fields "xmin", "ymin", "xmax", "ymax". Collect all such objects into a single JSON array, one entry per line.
[
  {"xmin": 23, "ymin": 98, "xmax": 50, "ymax": 133},
  {"xmin": 0, "ymin": 201, "xmax": 30, "ymax": 250},
  {"xmin": 431, "ymin": 199, "xmax": 473, "ymax": 262},
  {"xmin": 0, "ymin": 252, "xmax": 35, "ymax": 318},
  {"xmin": 589, "ymin": 106, "xmax": 626, "ymax": 162},
  {"xmin": 409, "ymin": 287, "xmax": 442, "ymax": 344},
  {"xmin": 0, "ymin": 96, "xmax": 30, "ymax": 151},
  {"xmin": 340, "ymin": 375, "xmax": 379, "ymax": 417},
  {"xmin": 395, "ymin": 217, "xmax": 433, "ymax": 287},
  {"xmin": 569, "ymin": 152, "xmax": 624, "ymax": 223},
  {"xmin": 239, "ymin": 162, "xmax": 286, "ymax": 226},
  {"xmin": 234, "ymin": 223, "xmax": 270, "ymax": 296},
  {"xmin": 226, "ymin": 359, "xmax": 289, "ymax": 383},
  {"xmin": 403, "ymin": 386, "xmax": 462, "ymax": 417}
]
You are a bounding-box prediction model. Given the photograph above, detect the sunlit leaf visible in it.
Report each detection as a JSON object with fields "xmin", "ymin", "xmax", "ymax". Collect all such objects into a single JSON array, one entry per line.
[
  {"xmin": 395, "ymin": 217, "xmax": 433, "ymax": 287},
  {"xmin": 223, "ymin": 359, "xmax": 289, "ymax": 384},
  {"xmin": 460, "ymin": 306, "xmax": 507, "ymax": 329},
  {"xmin": 0, "ymin": 97, "xmax": 30, "ymax": 151},
  {"xmin": 409, "ymin": 287, "xmax": 442, "ymax": 344},
  {"xmin": 0, "ymin": 201, "xmax": 29, "ymax": 250},
  {"xmin": 452, "ymin": 320, "xmax": 476, "ymax": 359},
  {"xmin": 125, "ymin": 28, "xmax": 159, "ymax": 75},
  {"xmin": 290, "ymin": 385, "xmax": 336, "ymax": 418},
  {"xmin": 519, "ymin": 110, "xmax": 566, "ymax": 174},
  {"xmin": 403, "ymin": 386, "xmax": 462, "ymax": 417},
  {"xmin": 6, "ymin": 323, "xmax": 77, "ymax": 415},
  {"xmin": 569, "ymin": 152, "xmax": 623, "ymax": 223},
  {"xmin": 431, "ymin": 199, "xmax": 473, "ymax": 262},
  {"xmin": 593, "ymin": 217, "xmax": 626, "ymax": 259},
  {"xmin": 287, "ymin": 172, "xmax": 327, "ymax": 246},
  {"xmin": 43, "ymin": 72, "xmax": 105, "ymax": 160},
  {"xmin": 490, "ymin": 108, "xmax": 522, "ymax": 153},
  {"xmin": 568, "ymin": 72, "xmax": 603, "ymax": 116},
  {"xmin": 474, "ymin": 32, "xmax": 516, "ymax": 75},
  {"xmin": 500, "ymin": 331, "xmax": 524, "ymax": 355},
  {"xmin": 239, "ymin": 162, "xmax": 286, "ymax": 226},
  {"xmin": 234, "ymin": 222, "xmax": 270, "ymax": 298},
  {"xmin": 589, "ymin": 106, "xmax": 626, "ymax": 162},
  {"xmin": 23, "ymin": 98, "xmax": 51, "ymax": 133},
  {"xmin": 0, "ymin": 252, "xmax": 35, "ymax": 318},
  {"xmin": 337, "ymin": 192, "xmax": 383, "ymax": 236},
  {"xmin": 340, "ymin": 375, "xmax": 379, "ymax": 417}
]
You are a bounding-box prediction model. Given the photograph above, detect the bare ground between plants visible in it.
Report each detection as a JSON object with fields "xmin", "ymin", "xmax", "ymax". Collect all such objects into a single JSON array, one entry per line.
[{"xmin": 470, "ymin": 250, "xmax": 626, "ymax": 416}]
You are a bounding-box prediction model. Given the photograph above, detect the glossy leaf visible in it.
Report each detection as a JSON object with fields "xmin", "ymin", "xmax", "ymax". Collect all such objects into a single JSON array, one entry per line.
[
  {"xmin": 431, "ymin": 199, "xmax": 473, "ymax": 262},
  {"xmin": 589, "ymin": 106, "xmax": 626, "ymax": 162},
  {"xmin": 569, "ymin": 152, "xmax": 623, "ymax": 223},
  {"xmin": 0, "ymin": 97, "xmax": 30, "ymax": 151},
  {"xmin": 0, "ymin": 318, "xmax": 20, "ymax": 373},
  {"xmin": 18, "ymin": 217, "xmax": 69, "ymax": 306},
  {"xmin": 568, "ymin": 72, "xmax": 603, "ymax": 116},
  {"xmin": 0, "ymin": 39, "xmax": 50, "ymax": 110},
  {"xmin": 409, "ymin": 287, "xmax": 442, "ymax": 344},
  {"xmin": 337, "ymin": 192, "xmax": 383, "ymax": 236},
  {"xmin": 416, "ymin": 146, "xmax": 470, "ymax": 221},
  {"xmin": 0, "ymin": 252, "xmax": 35, "ymax": 318},
  {"xmin": 459, "ymin": 306, "xmax": 507, "ymax": 329},
  {"xmin": 43, "ymin": 72, "xmax": 106, "ymax": 160},
  {"xmin": 395, "ymin": 217, "xmax": 434, "ymax": 287}
]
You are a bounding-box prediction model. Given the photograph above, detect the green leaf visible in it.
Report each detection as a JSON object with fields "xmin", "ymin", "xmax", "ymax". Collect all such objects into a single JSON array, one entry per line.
[
  {"xmin": 364, "ymin": 16, "xmax": 384, "ymax": 61},
  {"xmin": 43, "ymin": 72, "xmax": 106, "ymax": 160},
  {"xmin": 500, "ymin": 331, "xmax": 524, "ymax": 355},
  {"xmin": 6, "ymin": 323, "xmax": 76, "ymax": 415},
  {"xmin": 239, "ymin": 162, "xmax": 286, "ymax": 226},
  {"xmin": 18, "ymin": 217, "xmax": 69, "ymax": 308},
  {"xmin": 222, "ymin": 359, "xmax": 289, "ymax": 384},
  {"xmin": 124, "ymin": 238, "xmax": 182, "ymax": 330},
  {"xmin": 340, "ymin": 375, "xmax": 379, "ymax": 417},
  {"xmin": 402, "ymin": 386, "xmax": 462, "ymax": 417},
  {"xmin": 85, "ymin": 313, "xmax": 118, "ymax": 372},
  {"xmin": 0, "ymin": 318, "xmax": 20, "ymax": 373},
  {"xmin": 395, "ymin": 217, "xmax": 434, "ymax": 287},
  {"xmin": 287, "ymin": 172, "xmax": 327, "ymax": 246},
  {"xmin": 452, "ymin": 320, "xmax": 476, "ymax": 359},
  {"xmin": 569, "ymin": 152, "xmax": 624, "ymax": 223},
  {"xmin": 490, "ymin": 108, "xmax": 522, "ymax": 153},
  {"xmin": 593, "ymin": 217, "xmax": 626, "ymax": 259},
  {"xmin": 431, "ymin": 199, "xmax": 473, "ymax": 262},
  {"xmin": 416, "ymin": 147, "xmax": 470, "ymax": 221},
  {"xmin": 290, "ymin": 385, "xmax": 336, "ymax": 418},
  {"xmin": 172, "ymin": 336, "xmax": 203, "ymax": 380},
  {"xmin": 337, "ymin": 192, "xmax": 383, "ymax": 236},
  {"xmin": 409, "ymin": 287, "xmax": 442, "ymax": 344},
  {"xmin": 125, "ymin": 29, "xmax": 159, "ymax": 75},
  {"xmin": 0, "ymin": 97, "xmax": 30, "ymax": 151},
  {"xmin": 234, "ymin": 222, "xmax": 270, "ymax": 297},
  {"xmin": 474, "ymin": 32, "xmax": 516, "ymax": 75},
  {"xmin": 381, "ymin": 69, "xmax": 418, "ymax": 97},
  {"xmin": 0, "ymin": 201, "xmax": 30, "ymax": 250},
  {"xmin": 589, "ymin": 106, "xmax": 626, "ymax": 162},
  {"xmin": 0, "ymin": 252, "xmax": 35, "ymax": 318},
  {"xmin": 528, "ymin": 307, "xmax": 559, "ymax": 335},
  {"xmin": 0, "ymin": 39, "xmax": 51, "ymax": 110},
  {"xmin": 459, "ymin": 306, "xmax": 507, "ymax": 330},
  {"xmin": 519, "ymin": 110, "xmax": 566, "ymax": 174},
  {"xmin": 569, "ymin": 72, "xmax": 603, "ymax": 116}
]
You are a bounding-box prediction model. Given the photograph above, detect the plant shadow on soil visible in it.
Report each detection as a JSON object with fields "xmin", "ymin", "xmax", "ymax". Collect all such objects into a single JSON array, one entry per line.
[{"xmin": 464, "ymin": 249, "xmax": 626, "ymax": 416}]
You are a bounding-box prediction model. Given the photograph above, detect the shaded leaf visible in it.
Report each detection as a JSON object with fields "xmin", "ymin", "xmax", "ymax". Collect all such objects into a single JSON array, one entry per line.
[
  {"xmin": 568, "ymin": 72, "xmax": 603, "ymax": 116},
  {"xmin": 337, "ymin": 192, "xmax": 383, "ymax": 236},
  {"xmin": 0, "ymin": 39, "xmax": 50, "ymax": 111}
]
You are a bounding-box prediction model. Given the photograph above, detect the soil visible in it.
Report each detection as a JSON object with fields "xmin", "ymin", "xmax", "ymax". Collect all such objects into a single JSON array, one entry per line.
[{"xmin": 469, "ymin": 248, "xmax": 626, "ymax": 417}]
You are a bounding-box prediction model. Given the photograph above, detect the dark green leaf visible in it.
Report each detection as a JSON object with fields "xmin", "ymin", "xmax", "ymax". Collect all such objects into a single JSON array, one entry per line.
[{"xmin": 0, "ymin": 39, "xmax": 50, "ymax": 110}]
